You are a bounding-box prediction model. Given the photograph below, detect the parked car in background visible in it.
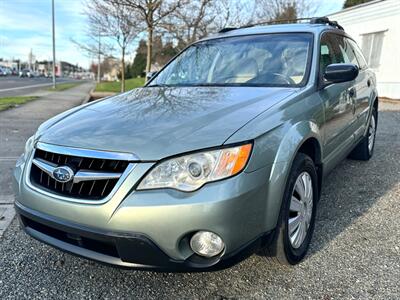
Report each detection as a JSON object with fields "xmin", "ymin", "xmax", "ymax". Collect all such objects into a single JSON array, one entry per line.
[
  {"xmin": 0, "ymin": 66, "xmax": 7, "ymax": 76},
  {"xmin": 1, "ymin": 67, "xmax": 13, "ymax": 76},
  {"xmin": 19, "ymin": 69, "xmax": 33, "ymax": 78},
  {"xmin": 32, "ymin": 71, "xmax": 40, "ymax": 77},
  {"xmin": 14, "ymin": 18, "xmax": 378, "ymax": 271}
]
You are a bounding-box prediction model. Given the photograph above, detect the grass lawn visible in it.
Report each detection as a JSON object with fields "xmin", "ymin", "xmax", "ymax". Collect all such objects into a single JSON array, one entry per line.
[
  {"xmin": 0, "ymin": 96, "xmax": 39, "ymax": 111},
  {"xmin": 46, "ymin": 82, "xmax": 83, "ymax": 91},
  {"xmin": 95, "ymin": 77, "xmax": 145, "ymax": 93}
]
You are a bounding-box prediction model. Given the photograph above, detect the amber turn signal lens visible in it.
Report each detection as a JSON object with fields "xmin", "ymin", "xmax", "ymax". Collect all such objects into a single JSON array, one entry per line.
[
  {"xmin": 232, "ymin": 144, "xmax": 252, "ymax": 175},
  {"xmin": 212, "ymin": 143, "xmax": 252, "ymax": 178}
]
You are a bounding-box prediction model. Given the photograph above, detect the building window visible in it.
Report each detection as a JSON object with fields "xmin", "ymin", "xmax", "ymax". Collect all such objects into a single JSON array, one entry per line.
[{"xmin": 361, "ymin": 31, "xmax": 385, "ymax": 69}]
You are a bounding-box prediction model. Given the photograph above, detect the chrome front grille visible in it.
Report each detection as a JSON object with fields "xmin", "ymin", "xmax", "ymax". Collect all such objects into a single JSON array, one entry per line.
[{"xmin": 29, "ymin": 144, "xmax": 134, "ymax": 201}]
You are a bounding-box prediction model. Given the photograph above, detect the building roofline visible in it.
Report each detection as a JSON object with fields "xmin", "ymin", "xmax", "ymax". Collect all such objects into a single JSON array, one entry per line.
[{"xmin": 329, "ymin": 0, "xmax": 386, "ymax": 16}]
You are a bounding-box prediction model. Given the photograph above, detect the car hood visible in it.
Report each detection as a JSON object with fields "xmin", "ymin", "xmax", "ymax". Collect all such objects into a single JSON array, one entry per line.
[{"xmin": 38, "ymin": 86, "xmax": 296, "ymax": 160}]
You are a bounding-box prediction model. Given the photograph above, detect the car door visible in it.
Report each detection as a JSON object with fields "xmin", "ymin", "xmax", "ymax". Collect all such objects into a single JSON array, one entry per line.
[
  {"xmin": 318, "ymin": 32, "xmax": 357, "ymax": 161},
  {"xmin": 347, "ymin": 38, "xmax": 374, "ymax": 139},
  {"xmin": 335, "ymin": 35, "xmax": 371, "ymax": 141}
]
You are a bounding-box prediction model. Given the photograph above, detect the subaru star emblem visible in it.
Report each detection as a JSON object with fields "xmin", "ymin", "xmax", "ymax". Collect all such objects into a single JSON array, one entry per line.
[{"xmin": 52, "ymin": 166, "xmax": 74, "ymax": 183}]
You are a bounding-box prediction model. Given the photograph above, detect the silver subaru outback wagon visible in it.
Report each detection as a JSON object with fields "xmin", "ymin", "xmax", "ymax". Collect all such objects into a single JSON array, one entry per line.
[{"xmin": 13, "ymin": 18, "xmax": 378, "ymax": 271}]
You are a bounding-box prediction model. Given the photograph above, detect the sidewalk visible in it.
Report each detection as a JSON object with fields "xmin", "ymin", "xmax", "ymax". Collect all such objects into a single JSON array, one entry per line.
[{"xmin": 0, "ymin": 81, "xmax": 95, "ymax": 237}]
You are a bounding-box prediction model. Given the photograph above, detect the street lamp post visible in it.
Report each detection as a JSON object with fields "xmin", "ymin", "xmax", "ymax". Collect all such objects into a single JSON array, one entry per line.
[{"xmin": 52, "ymin": 0, "xmax": 56, "ymax": 88}]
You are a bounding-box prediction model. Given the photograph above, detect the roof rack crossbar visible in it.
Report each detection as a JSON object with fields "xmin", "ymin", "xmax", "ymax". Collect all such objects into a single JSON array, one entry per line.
[
  {"xmin": 218, "ymin": 16, "xmax": 344, "ymax": 33},
  {"xmin": 310, "ymin": 17, "xmax": 344, "ymax": 30}
]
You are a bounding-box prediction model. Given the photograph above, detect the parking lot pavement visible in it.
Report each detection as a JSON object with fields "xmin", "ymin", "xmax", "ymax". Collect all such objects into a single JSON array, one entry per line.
[
  {"xmin": 0, "ymin": 102, "xmax": 399, "ymax": 299},
  {"xmin": 0, "ymin": 81, "xmax": 94, "ymax": 238}
]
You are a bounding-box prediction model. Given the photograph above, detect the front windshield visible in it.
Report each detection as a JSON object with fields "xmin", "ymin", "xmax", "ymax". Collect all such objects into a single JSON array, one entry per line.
[{"xmin": 149, "ymin": 33, "xmax": 313, "ymax": 88}]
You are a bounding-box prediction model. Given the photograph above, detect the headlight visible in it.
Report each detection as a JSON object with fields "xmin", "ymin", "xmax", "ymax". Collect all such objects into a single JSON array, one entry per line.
[
  {"xmin": 16, "ymin": 135, "xmax": 35, "ymax": 167},
  {"xmin": 23, "ymin": 135, "xmax": 35, "ymax": 160},
  {"xmin": 137, "ymin": 143, "xmax": 252, "ymax": 192}
]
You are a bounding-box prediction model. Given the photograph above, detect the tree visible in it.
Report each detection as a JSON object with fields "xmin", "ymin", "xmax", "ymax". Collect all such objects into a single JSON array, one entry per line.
[
  {"xmin": 131, "ymin": 39, "xmax": 147, "ymax": 77},
  {"xmin": 161, "ymin": 0, "xmax": 213, "ymax": 48},
  {"xmin": 159, "ymin": 0, "xmax": 257, "ymax": 50},
  {"xmin": 128, "ymin": 36, "xmax": 178, "ymax": 77},
  {"xmin": 255, "ymin": 0, "xmax": 317, "ymax": 22},
  {"xmin": 71, "ymin": 33, "xmax": 113, "ymax": 83},
  {"xmin": 156, "ymin": 40, "xmax": 178, "ymax": 66},
  {"xmin": 111, "ymin": 0, "xmax": 186, "ymax": 75},
  {"xmin": 343, "ymin": 0, "xmax": 373, "ymax": 8},
  {"xmin": 85, "ymin": 0, "xmax": 142, "ymax": 92}
]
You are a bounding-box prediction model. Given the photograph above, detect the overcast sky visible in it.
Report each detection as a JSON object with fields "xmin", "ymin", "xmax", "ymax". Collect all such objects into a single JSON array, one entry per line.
[{"xmin": 0, "ymin": 0, "xmax": 345, "ymax": 69}]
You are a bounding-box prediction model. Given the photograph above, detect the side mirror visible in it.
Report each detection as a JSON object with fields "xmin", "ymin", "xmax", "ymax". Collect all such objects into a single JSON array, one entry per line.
[
  {"xmin": 323, "ymin": 63, "xmax": 359, "ymax": 84},
  {"xmin": 146, "ymin": 71, "xmax": 157, "ymax": 82}
]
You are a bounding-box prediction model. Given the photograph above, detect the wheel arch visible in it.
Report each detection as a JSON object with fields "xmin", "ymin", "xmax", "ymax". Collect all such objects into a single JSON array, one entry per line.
[
  {"xmin": 363, "ymin": 95, "xmax": 379, "ymax": 137},
  {"xmin": 373, "ymin": 96, "xmax": 379, "ymax": 123},
  {"xmin": 263, "ymin": 120, "xmax": 323, "ymax": 231}
]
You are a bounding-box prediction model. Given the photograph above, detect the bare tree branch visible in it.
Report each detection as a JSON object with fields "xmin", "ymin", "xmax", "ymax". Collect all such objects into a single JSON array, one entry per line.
[
  {"xmin": 84, "ymin": 0, "xmax": 143, "ymax": 91},
  {"xmin": 255, "ymin": 0, "xmax": 319, "ymax": 22},
  {"xmin": 109, "ymin": 0, "xmax": 187, "ymax": 74}
]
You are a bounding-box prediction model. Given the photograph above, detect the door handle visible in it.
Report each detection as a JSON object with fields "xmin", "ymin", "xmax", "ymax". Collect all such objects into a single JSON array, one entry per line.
[{"xmin": 348, "ymin": 88, "xmax": 356, "ymax": 98}]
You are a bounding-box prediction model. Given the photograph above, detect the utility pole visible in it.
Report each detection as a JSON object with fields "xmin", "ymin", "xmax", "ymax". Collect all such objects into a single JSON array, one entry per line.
[
  {"xmin": 52, "ymin": 0, "xmax": 56, "ymax": 88},
  {"xmin": 97, "ymin": 32, "xmax": 101, "ymax": 83}
]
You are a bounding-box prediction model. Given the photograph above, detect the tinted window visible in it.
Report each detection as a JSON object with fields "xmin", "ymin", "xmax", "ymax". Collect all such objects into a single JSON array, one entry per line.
[
  {"xmin": 150, "ymin": 33, "xmax": 313, "ymax": 87},
  {"xmin": 335, "ymin": 35, "xmax": 359, "ymax": 66},
  {"xmin": 320, "ymin": 33, "xmax": 345, "ymax": 76},
  {"xmin": 347, "ymin": 38, "xmax": 368, "ymax": 69}
]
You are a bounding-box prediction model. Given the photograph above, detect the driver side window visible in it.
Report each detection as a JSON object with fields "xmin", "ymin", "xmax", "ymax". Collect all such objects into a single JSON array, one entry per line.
[{"xmin": 320, "ymin": 33, "xmax": 345, "ymax": 80}]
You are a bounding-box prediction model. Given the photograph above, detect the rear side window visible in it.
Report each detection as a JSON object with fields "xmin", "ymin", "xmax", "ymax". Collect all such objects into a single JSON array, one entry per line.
[
  {"xmin": 347, "ymin": 39, "xmax": 368, "ymax": 69},
  {"xmin": 335, "ymin": 35, "xmax": 359, "ymax": 66}
]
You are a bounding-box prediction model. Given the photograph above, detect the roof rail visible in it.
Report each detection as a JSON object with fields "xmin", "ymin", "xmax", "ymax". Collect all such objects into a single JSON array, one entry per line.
[
  {"xmin": 310, "ymin": 17, "xmax": 344, "ymax": 30},
  {"xmin": 218, "ymin": 27, "xmax": 238, "ymax": 33},
  {"xmin": 218, "ymin": 17, "xmax": 344, "ymax": 33}
]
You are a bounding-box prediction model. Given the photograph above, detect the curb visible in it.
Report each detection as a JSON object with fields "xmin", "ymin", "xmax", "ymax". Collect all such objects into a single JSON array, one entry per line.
[
  {"xmin": 0, "ymin": 205, "xmax": 15, "ymax": 238},
  {"xmin": 82, "ymin": 89, "xmax": 117, "ymax": 105},
  {"xmin": 81, "ymin": 87, "xmax": 95, "ymax": 105},
  {"xmin": 379, "ymin": 97, "xmax": 400, "ymax": 104}
]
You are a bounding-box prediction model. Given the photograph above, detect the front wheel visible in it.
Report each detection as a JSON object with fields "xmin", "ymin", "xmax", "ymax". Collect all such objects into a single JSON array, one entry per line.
[{"xmin": 265, "ymin": 153, "xmax": 318, "ymax": 265}]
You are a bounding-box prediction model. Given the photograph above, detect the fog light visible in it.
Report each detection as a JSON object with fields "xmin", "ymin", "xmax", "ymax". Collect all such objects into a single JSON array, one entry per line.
[{"xmin": 190, "ymin": 231, "xmax": 224, "ymax": 257}]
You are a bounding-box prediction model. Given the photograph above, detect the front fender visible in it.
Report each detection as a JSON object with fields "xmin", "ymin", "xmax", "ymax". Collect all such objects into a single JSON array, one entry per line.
[
  {"xmin": 225, "ymin": 87, "xmax": 324, "ymax": 232},
  {"xmin": 274, "ymin": 120, "xmax": 322, "ymax": 164},
  {"xmin": 262, "ymin": 120, "xmax": 322, "ymax": 230}
]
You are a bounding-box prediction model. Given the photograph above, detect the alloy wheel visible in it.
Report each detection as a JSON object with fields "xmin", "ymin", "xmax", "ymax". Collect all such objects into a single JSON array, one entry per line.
[
  {"xmin": 368, "ymin": 114, "xmax": 376, "ymax": 154},
  {"xmin": 288, "ymin": 172, "xmax": 313, "ymax": 249}
]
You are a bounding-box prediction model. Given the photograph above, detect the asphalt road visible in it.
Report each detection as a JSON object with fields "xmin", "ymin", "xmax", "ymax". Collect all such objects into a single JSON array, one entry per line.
[
  {"xmin": 0, "ymin": 77, "xmax": 75, "ymax": 97},
  {"xmin": 0, "ymin": 103, "xmax": 399, "ymax": 299}
]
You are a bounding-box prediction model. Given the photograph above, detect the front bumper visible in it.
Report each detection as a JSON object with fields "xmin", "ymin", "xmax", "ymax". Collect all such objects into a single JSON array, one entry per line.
[
  {"xmin": 16, "ymin": 202, "xmax": 270, "ymax": 271},
  {"xmin": 13, "ymin": 146, "xmax": 275, "ymax": 271}
]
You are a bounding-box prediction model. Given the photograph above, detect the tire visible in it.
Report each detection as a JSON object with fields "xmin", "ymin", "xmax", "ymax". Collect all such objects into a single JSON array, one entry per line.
[
  {"xmin": 264, "ymin": 153, "xmax": 318, "ymax": 265},
  {"xmin": 348, "ymin": 107, "xmax": 377, "ymax": 161}
]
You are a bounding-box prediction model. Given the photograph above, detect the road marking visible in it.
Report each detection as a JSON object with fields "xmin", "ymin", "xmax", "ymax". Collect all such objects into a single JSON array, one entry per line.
[
  {"xmin": 0, "ymin": 82, "xmax": 55, "ymax": 92},
  {"xmin": 0, "ymin": 195, "xmax": 14, "ymax": 204},
  {"xmin": 0, "ymin": 80, "xmax": 74, "ymax": 92},
  {"xmin": 0, "ymin": 157, "xmax": 18, "ymax": 161}
]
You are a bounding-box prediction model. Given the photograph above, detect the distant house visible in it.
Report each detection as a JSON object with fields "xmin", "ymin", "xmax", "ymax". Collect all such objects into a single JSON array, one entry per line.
[
  {"xmin": 329, "ymin": 0, "xmax": 400, "ymax": 99},
  {"xmin": 0, "ymin": 60, "xmax": 19, "ymax": 71},
  {"xmin": 102, "ymin": 56, "xmax": 121, "ymax": 81},
  {"xmin": 37, "ymin": 61, "xmax": 83, "ymax": 77},
  {"xmin": 150, "ymin": 62, "xmax": 162, "ymax": 72}
]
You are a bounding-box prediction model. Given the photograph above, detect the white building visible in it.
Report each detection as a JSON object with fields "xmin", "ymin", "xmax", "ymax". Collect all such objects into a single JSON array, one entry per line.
[
  {"xmin": 0, "ymin": 60, "xmax": 19, "ymax": 71},
  {"xmin": 329, "ymin": 0, "xmax": 400, "ymax": 99}
]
